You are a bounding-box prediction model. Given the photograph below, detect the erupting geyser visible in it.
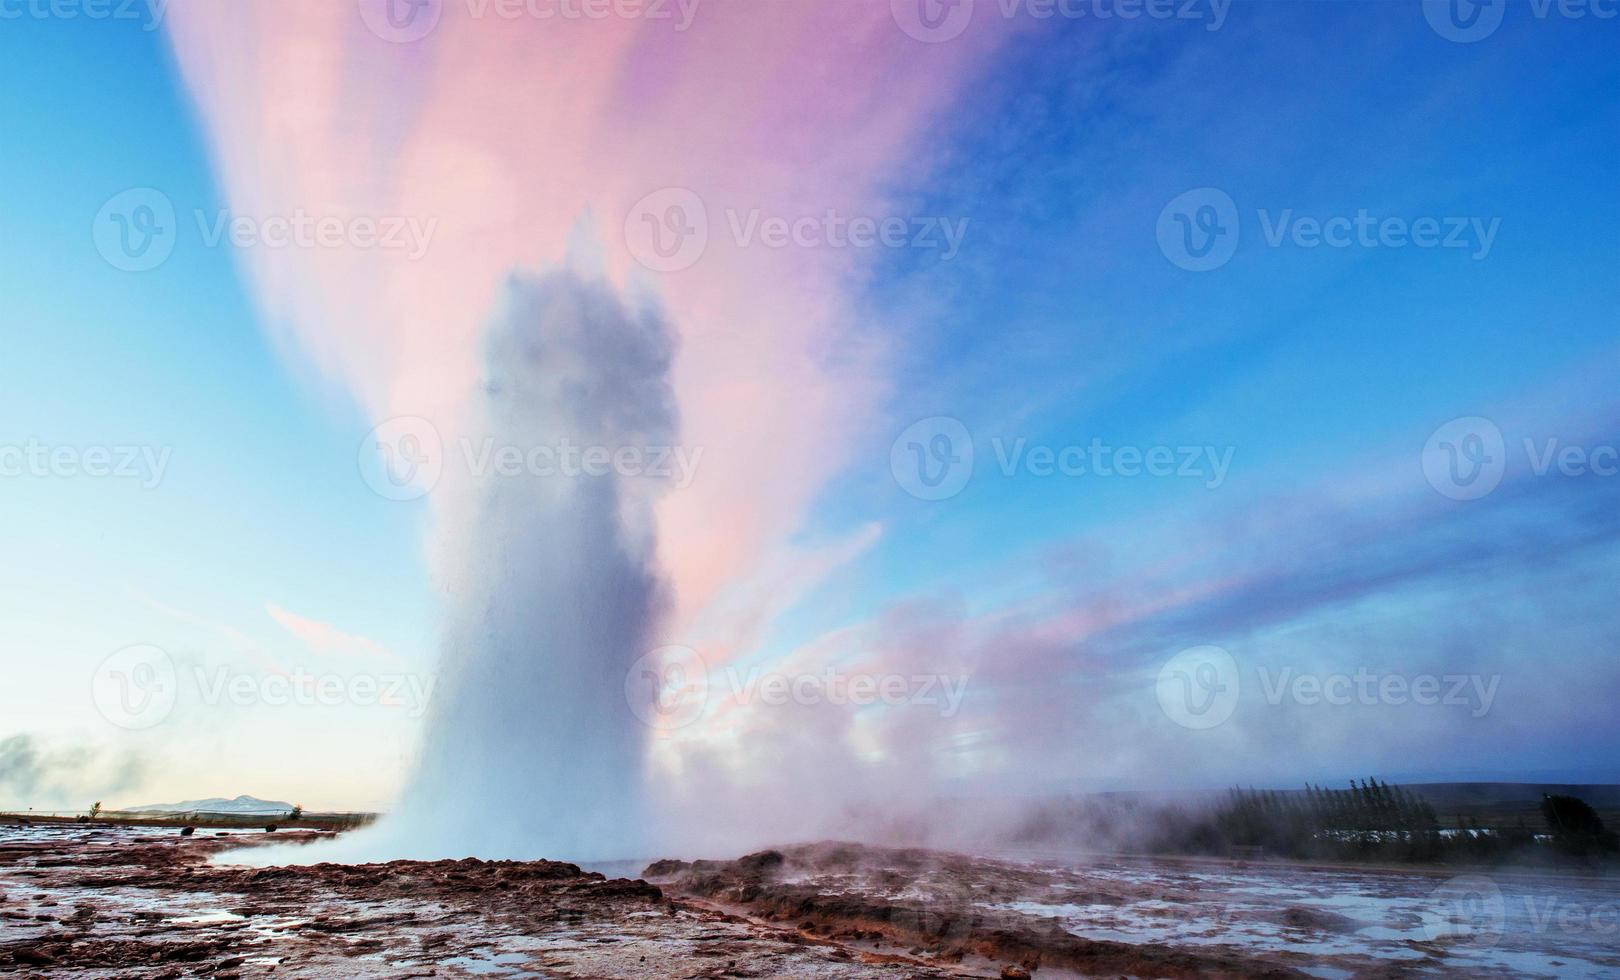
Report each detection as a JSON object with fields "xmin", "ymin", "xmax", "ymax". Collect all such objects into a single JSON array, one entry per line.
[
  {"xmin": 163, "ymin": 0, "xmax": 1008, "ymax": 865},
  {"xmin": 244, "ymin": 266, "xmax": 678, "ymax": 864},
  {"xmin": 385, "ymin": 269, "xmax": 677, "ymax": 861}
]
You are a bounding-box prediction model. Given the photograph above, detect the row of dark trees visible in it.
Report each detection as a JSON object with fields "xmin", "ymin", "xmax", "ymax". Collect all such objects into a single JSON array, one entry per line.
[
  {"xmin": 1218, "ymin": 779, "xmax": 1438, "ymax": 846},
  {"xmin": 1199, "ymin": 779, "xmax": 1616, "ymax": 865},
  {"xmin": 1213, "ymin": 779, "xmax": 1449, "ymax": 861}
]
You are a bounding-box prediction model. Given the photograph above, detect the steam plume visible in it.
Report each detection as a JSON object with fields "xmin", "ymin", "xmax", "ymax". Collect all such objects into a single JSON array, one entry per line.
[{"xmin": 385, "ymin": 269, "xmax": 676, "ymax": 860}]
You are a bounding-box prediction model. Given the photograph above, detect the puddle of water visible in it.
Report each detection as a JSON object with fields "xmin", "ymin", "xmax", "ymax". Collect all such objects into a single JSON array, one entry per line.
[
  {"xmin": 439, "ymin": 951, "xmax": 542, "ymax": 975},
  {"xmin": 986, "ymin": 858, "xmax": 1620, "ymax": 978},
  {"xmin": 579, "ymin": 858, "xmax": 651, "ymax": 880},
  {"xmin": 166, "ymin": 909, "xmax": 247, "ymax": 926}
]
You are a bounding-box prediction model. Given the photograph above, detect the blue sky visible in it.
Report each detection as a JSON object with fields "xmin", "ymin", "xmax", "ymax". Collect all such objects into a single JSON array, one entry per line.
[
  {"xmin": 1, "ymin": 3, "xmax": 1616, "ymax": 811},
  {"xmin": 2, "ymin": 14, "xmax": 436, "ymax": 807},
  {"xmin": 801, "ymin": 5, "xmax": 1617, "ymax": 635}
]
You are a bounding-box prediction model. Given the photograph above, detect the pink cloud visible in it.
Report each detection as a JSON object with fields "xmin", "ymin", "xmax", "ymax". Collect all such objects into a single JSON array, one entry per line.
[
  {"xmin": 162, "ymin": 0, "xmax": 1011, "ymax": 646},
  {"xmin": 264, "ymin": 603, "xmax": 395, "ymax": 662}
]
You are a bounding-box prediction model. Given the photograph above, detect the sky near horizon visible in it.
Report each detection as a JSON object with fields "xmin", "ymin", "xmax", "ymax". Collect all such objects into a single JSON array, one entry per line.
[{"xmin": 1, "ymin": 1, "xmax": 1617, "ymax": 816}]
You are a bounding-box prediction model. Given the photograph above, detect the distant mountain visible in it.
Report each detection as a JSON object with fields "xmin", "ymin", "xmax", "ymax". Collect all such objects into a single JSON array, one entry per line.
[{"xmin": 124, "ymin": 795, "xmax": 294, "ymax": 814}]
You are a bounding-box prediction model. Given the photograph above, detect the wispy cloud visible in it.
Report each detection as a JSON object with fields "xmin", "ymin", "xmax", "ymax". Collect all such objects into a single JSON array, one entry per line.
[{"xmin": 265, "ymin": 603, "xmax": 396, "ymax": 662}]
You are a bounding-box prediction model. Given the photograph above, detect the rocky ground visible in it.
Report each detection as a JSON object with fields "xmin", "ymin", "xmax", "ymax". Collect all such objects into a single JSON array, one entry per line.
[
  {"xmin": 642, "ymin": 842, "xmax": 1619, "ymax": 978},
  {"xmin": 642, "ymin": 843, "xmax": 1306, "ymax": 978},
  {"xmin": 0, "ymin": 825, "xmax": 1002, "ymax": 978},
  {"xmin": 2, "ymin": 825, "xmax": 1613, "ymax": 977}
]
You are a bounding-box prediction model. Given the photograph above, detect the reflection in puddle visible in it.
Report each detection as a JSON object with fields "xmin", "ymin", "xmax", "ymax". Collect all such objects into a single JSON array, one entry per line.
[
  {"xmin": 440, "ymin": 951, "xmax": 541, "ymax": 975},
  {"xmin": 166, "ymin": 909, "xmax": 246, "ymax": 926}
]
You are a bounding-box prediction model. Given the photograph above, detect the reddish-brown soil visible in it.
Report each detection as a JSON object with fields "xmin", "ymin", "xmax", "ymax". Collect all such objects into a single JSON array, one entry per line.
[
  {"xmin": 0, "ymin": 826, "xmax": 979, "ymax": 977},
  {"xmin": 6, "ymin": 827, "xmax": 1606, "ymax": 976},
  {"xmin": 643, "ymin": 843, "xmax": 1308, "ymax": 979}
]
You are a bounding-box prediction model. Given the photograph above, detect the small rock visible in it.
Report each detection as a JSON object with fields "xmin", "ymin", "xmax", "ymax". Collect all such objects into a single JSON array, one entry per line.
[{"xmin": 15, "ymin": 947, "xmax": 57, "ymax": 966}]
